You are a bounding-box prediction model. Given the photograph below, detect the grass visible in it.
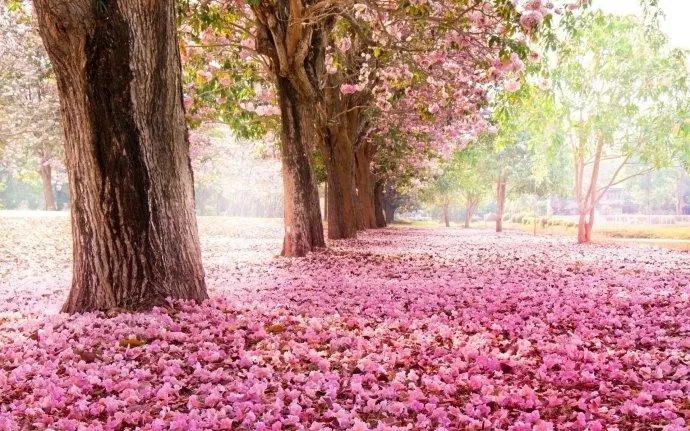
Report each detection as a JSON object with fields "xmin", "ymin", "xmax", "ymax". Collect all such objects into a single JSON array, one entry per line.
[
  {"xmin": 502, "ymin": 221, "xmax": 690, "ymax": 241},
  {"xmin": 596, "ymin": 225, "xmax": 690, "ymax": 240},
  {"xmin": 394, "ymin": 218, "xmax": 690, "ymax": 251},
  {"xmin": 502, "ymin": 221, "xmax": 690, "ymax": 251}
]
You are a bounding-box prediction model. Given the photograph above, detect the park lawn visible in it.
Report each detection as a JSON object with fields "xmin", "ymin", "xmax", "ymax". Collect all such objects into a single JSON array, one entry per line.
[
  {"xmin": 597, "ymin": 225, "xmax": 690, "ymax": 240},
  {"xmin": 1, "ymin": 215, "xmax": 689, "ymax": 430},
  {"xmin": 502, "ymin": 221, "xmax": 690, "ymax": 243}
]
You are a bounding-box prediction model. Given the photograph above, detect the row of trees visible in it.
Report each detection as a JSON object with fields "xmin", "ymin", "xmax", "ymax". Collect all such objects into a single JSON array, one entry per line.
[
  {"xmin": 178, "ymin": 0, "xmax": 564, "ymax": 255},
  {"xmin": 3, "ymin": 0, "xmax": 682, "ymax": 313},
  {"xmin": 10, "ymin": 0, "xmax": 556, "ymax": 313}
]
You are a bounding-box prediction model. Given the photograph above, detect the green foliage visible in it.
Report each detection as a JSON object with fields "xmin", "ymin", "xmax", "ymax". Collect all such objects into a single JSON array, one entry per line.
[
  {"xmin": 422, "ymin": 139, "xmax": 495, "ymax": 208},
  {"xmin": 178, "ymin": 1, "xmax": 277, "ymax": 139},
  {"xmin": 497, "ymin": 9, "xmax": 689, "ymax": 219}
]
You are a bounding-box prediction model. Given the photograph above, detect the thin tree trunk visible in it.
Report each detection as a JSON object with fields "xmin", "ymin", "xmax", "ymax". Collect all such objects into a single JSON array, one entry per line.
[
  {"xmin": 677, "ymin": 167, "xmax": 686, "ymax": 215},
  {"xmin": 575, "ymin": 135, "xmax": 604, "ymax": 244},
  {"xmin": 34, "ymin": 0, "xmax": 207, "ymax": 312},
  {"xmin": 323, "ymin": 181, "xmax": 328, "ymax": 221},
  {"xmin": 251, "ymin": 0, "xmax": 328, "ymax": 256},
  {"xmin": 39, "ymin": 164, "xmax": 57, "ymax": 211},
  {"xmin": 496, "ymin": 170, "xmax": 506, "ymax": 232},
  {"xmin": 585, "ymin": 206, "xmax": 595, "ymax": 242},
  {"xmin": 464, "ymin": 198, "xmax": 477, "ymax": 229},
  {"xmin": 276, "ymin": 75, "xmax": 325, "ymax": 256},
  {"xmin": 443, "ymin": 203, "xmax": 450, "ymax": 227}
]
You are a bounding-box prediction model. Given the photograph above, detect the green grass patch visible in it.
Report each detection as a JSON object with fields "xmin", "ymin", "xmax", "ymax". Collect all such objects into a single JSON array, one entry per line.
[{"xmin": 597, "ymin": 225, "xmax": 690, "ymax": 240}]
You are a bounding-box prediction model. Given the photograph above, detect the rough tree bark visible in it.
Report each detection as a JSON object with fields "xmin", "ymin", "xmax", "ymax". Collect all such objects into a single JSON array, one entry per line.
[
  {"xmin": 323, "ymin": 129, "xmax": 357, "ymax": 239},
  {"xmin": 276, "ymin": 76, "xmax": 325, "ymax": 254},
  {"xmin": 496, "ymin": 169, "xmax": 506, "ymax": 233},
  {"xmin": 355, "ymin": 143, "xmax": 377, "ymax": 229},
  {"xmin": 34, "ymin": 0, "xmax": 207, "ymax": 312},
  {"xmin": 321, "ymin": 78, "xmax": 359, "ymax": 240},
  {"xmin": 39, "ymin": 163, "xmax": 57, "ymax": 211},
  {"xmin": 252, "ymin": 0, "xmax": 327, "ymax": 256}
]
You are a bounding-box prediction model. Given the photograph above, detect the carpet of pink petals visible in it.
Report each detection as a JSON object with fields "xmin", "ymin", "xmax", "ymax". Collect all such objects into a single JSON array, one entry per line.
[{"xmin": 1, "ymin": 214, "xmax": 689, "ymax": 430}]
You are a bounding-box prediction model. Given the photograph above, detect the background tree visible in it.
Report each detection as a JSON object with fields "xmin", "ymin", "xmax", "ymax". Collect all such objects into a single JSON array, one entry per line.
[
  {"xmin": 491, "ymin": 79, "xmax": 571, "ymax": 232},
  {"xmin": 178, "ymin": 0, "xmax": 572, "ymax": 252},
  {"xmin": 422, "ymin": 142, "xmax": 494, "ymax": 227},
  {"xmin": 540, "ymin": 11, "xmax": 689, "ymax": 242},
  {"xmin": 0, "ymin": 2, "xmax": 63, "ymax": 210}
]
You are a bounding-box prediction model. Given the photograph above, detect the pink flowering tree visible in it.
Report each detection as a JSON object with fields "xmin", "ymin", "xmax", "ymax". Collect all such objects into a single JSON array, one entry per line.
[
  {"xmin": 0, "ymin": 2, "xmax": 63, "ymax": 210},
  {"xmin": 180, "ymin": 0, "xmax": 577, "ymax": 250}
]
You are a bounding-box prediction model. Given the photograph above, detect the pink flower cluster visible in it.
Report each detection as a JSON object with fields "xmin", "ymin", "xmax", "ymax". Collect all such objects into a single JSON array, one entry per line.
[{"xmin": 1, "ymin": 217, "xmax": 689, "ymax": 430}]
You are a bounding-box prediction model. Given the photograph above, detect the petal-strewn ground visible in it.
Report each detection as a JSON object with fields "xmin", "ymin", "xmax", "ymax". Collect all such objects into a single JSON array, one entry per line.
[{"xmin": 1, "ymin": 214, "xmax": 689, "ymax": 430}]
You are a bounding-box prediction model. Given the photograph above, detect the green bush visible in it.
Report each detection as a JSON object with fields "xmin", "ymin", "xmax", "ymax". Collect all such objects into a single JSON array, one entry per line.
[{"xmin": 510, "ymin": 213, "xmax": 527, "ymax": 223}]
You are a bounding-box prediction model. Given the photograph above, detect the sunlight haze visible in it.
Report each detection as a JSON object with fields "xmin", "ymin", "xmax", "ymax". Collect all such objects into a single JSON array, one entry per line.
[{"xmin": 594, "ymin": 0, "xmax": 690, "ymax": 49}]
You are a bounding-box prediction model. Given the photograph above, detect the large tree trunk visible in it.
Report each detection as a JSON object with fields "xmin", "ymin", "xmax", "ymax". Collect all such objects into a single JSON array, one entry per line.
[
  {"xmin": 34, "ymin": 0, "xmax": 207, "ymax": 313},
  {"xmin": 373, "ymin": 180, "xmax": 386, "ymax": 228},
  {"xmin": 496, "ymin": 170, "xmax": 506, "ymax": 232},
  {"xmin": 251, "ymin": 0, "xmax": 328, "ymax": 256},
  {"xmin": 322, "ymin": 127, "xmax": 357, "ymax": 239},
  {"xmin": 443, "ymin": 203, "xmax": 450, "ymax": 227},
  {"xmin": 276, "ymin": 76, "xmax": 325, "ymax": 256},
  {"xmin": 355, "ymin": 145, "xmax": 377, "ymax": 229},
  {"xmin": 39, "ymin": 163, "xmax": 57, "ymax": 211}
]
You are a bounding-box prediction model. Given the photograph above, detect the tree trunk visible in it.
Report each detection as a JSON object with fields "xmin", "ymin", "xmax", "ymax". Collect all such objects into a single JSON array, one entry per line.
[
  {"xmin": 464, "ymin": 199, "xmax": 477, "ymax": 229},
  {"xmin": 355, "ymin": 145, "xmax": 377, "ymax": 229},
  {"xmin": 577, "ymin": 209, "xmax": 595, "ymax": 243},
  {"xmin": 322, "ymin": 127, "xmax": 357, "ymax": 239},
  {"xmin": 323, "ymin": 182, "xmax": 328, "ymax": 221},
  {"xmin": 276, "ymin": 75, "xmax": 325, "ymax": 256},
  {"xmin": 382, "ymin": 185, "xmax": 398, "ymax": 224},
  {"xmin": 496, "ymin": 170, "xmax": 506, "ymax": 233},
  {"xmin": 383, "ymin": 199, "xmax": 396, "ymax": 224},
  {"xmin": 443, "ymin": 203, "xmax": 450, "ymax": 227},
  {"xmin": 39, "ymin": 164, "xmax": 57, "ymax": 211},
  {"xmin": 373, "ymin": 180, "xmax": 386, "ymax": 228},
  {"xmin": 677, "ymin": 167, "xmax": 686, "ymax": 215},
  {"xmin": 574, "ymin": 135, "xmax": 604, "ymax": 244},
  {"xmin": 34, "ymin": 0, "xmax": 207, "ymax": 312}
]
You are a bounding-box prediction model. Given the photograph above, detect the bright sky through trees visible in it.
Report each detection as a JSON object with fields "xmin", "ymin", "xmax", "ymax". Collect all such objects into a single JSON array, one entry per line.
[{"xmin": 594, "ymin": 0, "xmax": 690, "ymax": 49}]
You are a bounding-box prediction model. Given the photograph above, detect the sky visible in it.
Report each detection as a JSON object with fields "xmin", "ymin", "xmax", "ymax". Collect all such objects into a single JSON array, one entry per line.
[{"xmin": 592, "ymin": 0, "xmax": 690, "ymax": 49}]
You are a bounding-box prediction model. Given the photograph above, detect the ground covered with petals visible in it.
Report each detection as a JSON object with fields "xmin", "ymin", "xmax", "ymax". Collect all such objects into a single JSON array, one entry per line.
[{"xmin": 1, "ymin": 215, "xmax": 689, "ymax": 430}]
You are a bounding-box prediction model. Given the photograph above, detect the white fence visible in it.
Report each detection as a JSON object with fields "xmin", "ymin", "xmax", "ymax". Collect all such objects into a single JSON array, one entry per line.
[{"xmin": 600, "ymin": 214, "xmax": 690, "ymax": 226}]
